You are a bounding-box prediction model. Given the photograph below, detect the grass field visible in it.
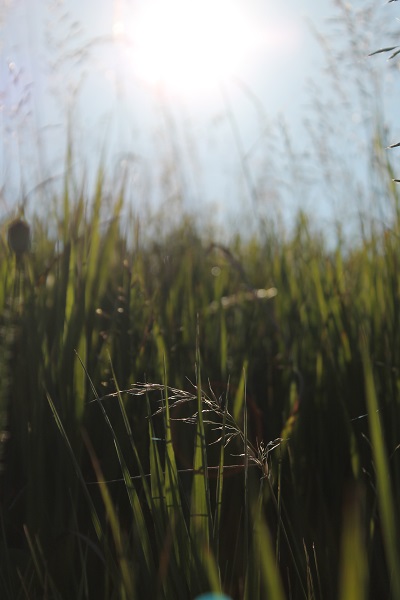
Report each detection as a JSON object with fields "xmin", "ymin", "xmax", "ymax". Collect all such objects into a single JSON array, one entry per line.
[{"xmin": 0, "ymin": 168, "xmax": 399, "ymax": 600}]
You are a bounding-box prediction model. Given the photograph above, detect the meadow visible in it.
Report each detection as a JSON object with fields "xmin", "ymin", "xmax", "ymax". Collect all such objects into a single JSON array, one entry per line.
[
  {"xmin": 1, "ymin": 2, "xmax": 400, "ymax": 597},
  {"xmin": 0, "ymin": 163, "xmax": 400, "ymax": 599}
]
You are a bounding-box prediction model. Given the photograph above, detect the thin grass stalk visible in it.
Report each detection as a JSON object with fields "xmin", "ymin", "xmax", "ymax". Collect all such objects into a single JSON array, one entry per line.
[
  {"xmin": 109, "ymin": 361, "xmax": 153, "ymax": 508},
  {"xmin": 243, "ymin": 368, "xmax": 249, "ymax": 575},
  {"xmin": 160, "ymin": 362, "xmax": 193, "ymax": 598},
  {"xmin": 23, "ymin": 525, "xmax": 45, "ymax": 592},
  {"xmin": 114, "ymin": 387, "xmax": 153, "ymax": 512},
  {"xmin": 45, "ymin": 391, "xmax": 126, "ymax": 592},
  {"xmin": 263, "ymin": 477, "xmax": 307, "ymax": 599},
  {"xmin": 147, "ymin": 396, "xmax": 166, "ymax": 518},
  {"xmin": 275, "ymin": 445, "xmax": 282, "ymax": 567},
  {"xmin": 146, "ymin": 398, "xmax": 171, "ymax": 598},
  {"xmin": 145, "ymin": 390, "xmax": 191, "ymax": 598},
  {"xmin": 47, "ymin": 393, "xmax": 102, "ymax": 540},
  {"xmin": 81, "ymin": 429, "xmax": 135, "ymax": 600},
  {"xmin": 80, "ymin": 357, "xmax": 155, "ymax": 579},
  {"xmin": 303, "ymin": 541, "xmax": 314, "ymax": 600},
  {"xmin": 312, "ymin": 543, "xmax": 322, "ymax": 600},
  {"xmin": 23, "ymin": 525, "xmax": 62, "ymax": 599},
  {"xmin": 190, "ymin": 336, "xmax": 212, "ymax": 590},
  {"xmin": 213, "ymin": 384, "xmax": 229, "ymax": 563}
]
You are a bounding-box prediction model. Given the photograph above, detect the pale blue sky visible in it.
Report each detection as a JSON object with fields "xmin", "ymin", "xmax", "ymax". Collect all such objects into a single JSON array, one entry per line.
[{"xmin": 1, "ymin": 0, "xmax": 399, "ymax": 239}]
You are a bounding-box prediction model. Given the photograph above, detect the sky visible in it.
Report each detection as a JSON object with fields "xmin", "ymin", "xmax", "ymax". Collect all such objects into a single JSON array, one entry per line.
[{"xmin": 1, "ymin": 0, "xmax": 399, "ymax": 239}]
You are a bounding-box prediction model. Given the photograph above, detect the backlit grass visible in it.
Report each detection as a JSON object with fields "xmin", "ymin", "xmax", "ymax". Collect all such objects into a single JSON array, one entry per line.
[{"xmin": 0, "ymin": 180, "xmax": 399, "ymax": 599}]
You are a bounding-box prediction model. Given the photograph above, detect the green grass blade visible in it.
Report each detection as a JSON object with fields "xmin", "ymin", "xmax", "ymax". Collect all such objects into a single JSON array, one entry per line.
[
  {"xmin": 190, "ymin": 344, "xmax": 211, "ymax": 548},
  {"xmin": 46, "ymin": 392, "xmax": 103, "ymax": 542},
  {"xmin": 82, "ymin": 429, "xmax": 135, "ymax": 599},
  {"xmin": 361, "ymin": 340, "xmax": 400, "ymax": 599},
  {"xmin": 147, "ymin": 398, "xmax": 166, "ymax": 518},
  {"xmin": 233, "ymin": 358, "xmax": 248, "ymax": 423},
  {"xmin": 163, "ymin": 377, "xmax": 181, "ymax": 517},
  {"xmin": 213, "ymin": 387, "xmax": 229, "ymax": 558},
  {"xmin": 338, "ymin": 486, "xmax": 368, "ymax": 600},
  {"xmin": 250, "ymin": 502, "xmax": 286, "ymax": 600},
  {"xmin": 83, "ymin": 359, "xmax": 156, "ymax": 579}
]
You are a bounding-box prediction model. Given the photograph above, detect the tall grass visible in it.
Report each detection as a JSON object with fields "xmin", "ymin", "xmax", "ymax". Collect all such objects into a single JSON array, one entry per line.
[
  {"xmin": 0, "ymin": 160, "xmax": 399, "ymax": 599},
  {"xmin": 1, "ymin": 0, "xmax": 400, "ymax": 597}
]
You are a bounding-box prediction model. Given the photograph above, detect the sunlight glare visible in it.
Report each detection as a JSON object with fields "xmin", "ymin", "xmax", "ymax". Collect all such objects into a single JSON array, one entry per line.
[{"xmin": 114, "ymin": 0, "xmax": 263, "ymax": 95}]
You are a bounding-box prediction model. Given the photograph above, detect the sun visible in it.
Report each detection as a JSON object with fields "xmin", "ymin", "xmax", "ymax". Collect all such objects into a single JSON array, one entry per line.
[{"xmin": 113, "ymin": 0, "xmax": 263, "ymax": 96}]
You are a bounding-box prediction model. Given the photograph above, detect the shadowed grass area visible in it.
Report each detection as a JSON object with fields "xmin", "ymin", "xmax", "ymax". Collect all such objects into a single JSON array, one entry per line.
[{"xmin": 0, "ymin": 180, "xmax": 399, "ymax": 599}]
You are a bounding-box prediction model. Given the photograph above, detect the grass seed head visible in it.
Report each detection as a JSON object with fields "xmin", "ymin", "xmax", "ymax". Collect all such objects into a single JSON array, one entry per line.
[{"xmin": 8, "ymin": 218, "xmax": 31, "ymax": 257}]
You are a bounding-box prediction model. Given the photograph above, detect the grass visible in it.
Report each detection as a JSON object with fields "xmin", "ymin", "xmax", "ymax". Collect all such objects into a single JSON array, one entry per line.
[
  {"xmin": 0, "ymin": 169, "xmax": 399, "ymax": 600},
  {"xmin": 2, "ymin": 4, "xmax": 400, "ymax": 600},
  {"xmin": 1, "ymin": 0, "xmax": 400, "ymax": 596}
]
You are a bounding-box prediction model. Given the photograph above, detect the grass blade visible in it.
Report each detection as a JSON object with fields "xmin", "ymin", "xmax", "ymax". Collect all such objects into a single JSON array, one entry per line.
[{"xmin": 361, "ymin": 340, "xmax": 400, "ymax": 599}]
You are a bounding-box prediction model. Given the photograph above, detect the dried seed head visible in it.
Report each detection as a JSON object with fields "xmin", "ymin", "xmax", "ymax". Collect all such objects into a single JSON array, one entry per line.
[{"xmin": 8, "ymin": 219, "xmax": 31, "ymax": 257}]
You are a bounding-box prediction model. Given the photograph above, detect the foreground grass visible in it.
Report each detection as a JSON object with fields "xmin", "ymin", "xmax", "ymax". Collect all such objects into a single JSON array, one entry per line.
[{"xmin": 0, "ymin": 184, "xmax": 399, "ymax": 599}]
